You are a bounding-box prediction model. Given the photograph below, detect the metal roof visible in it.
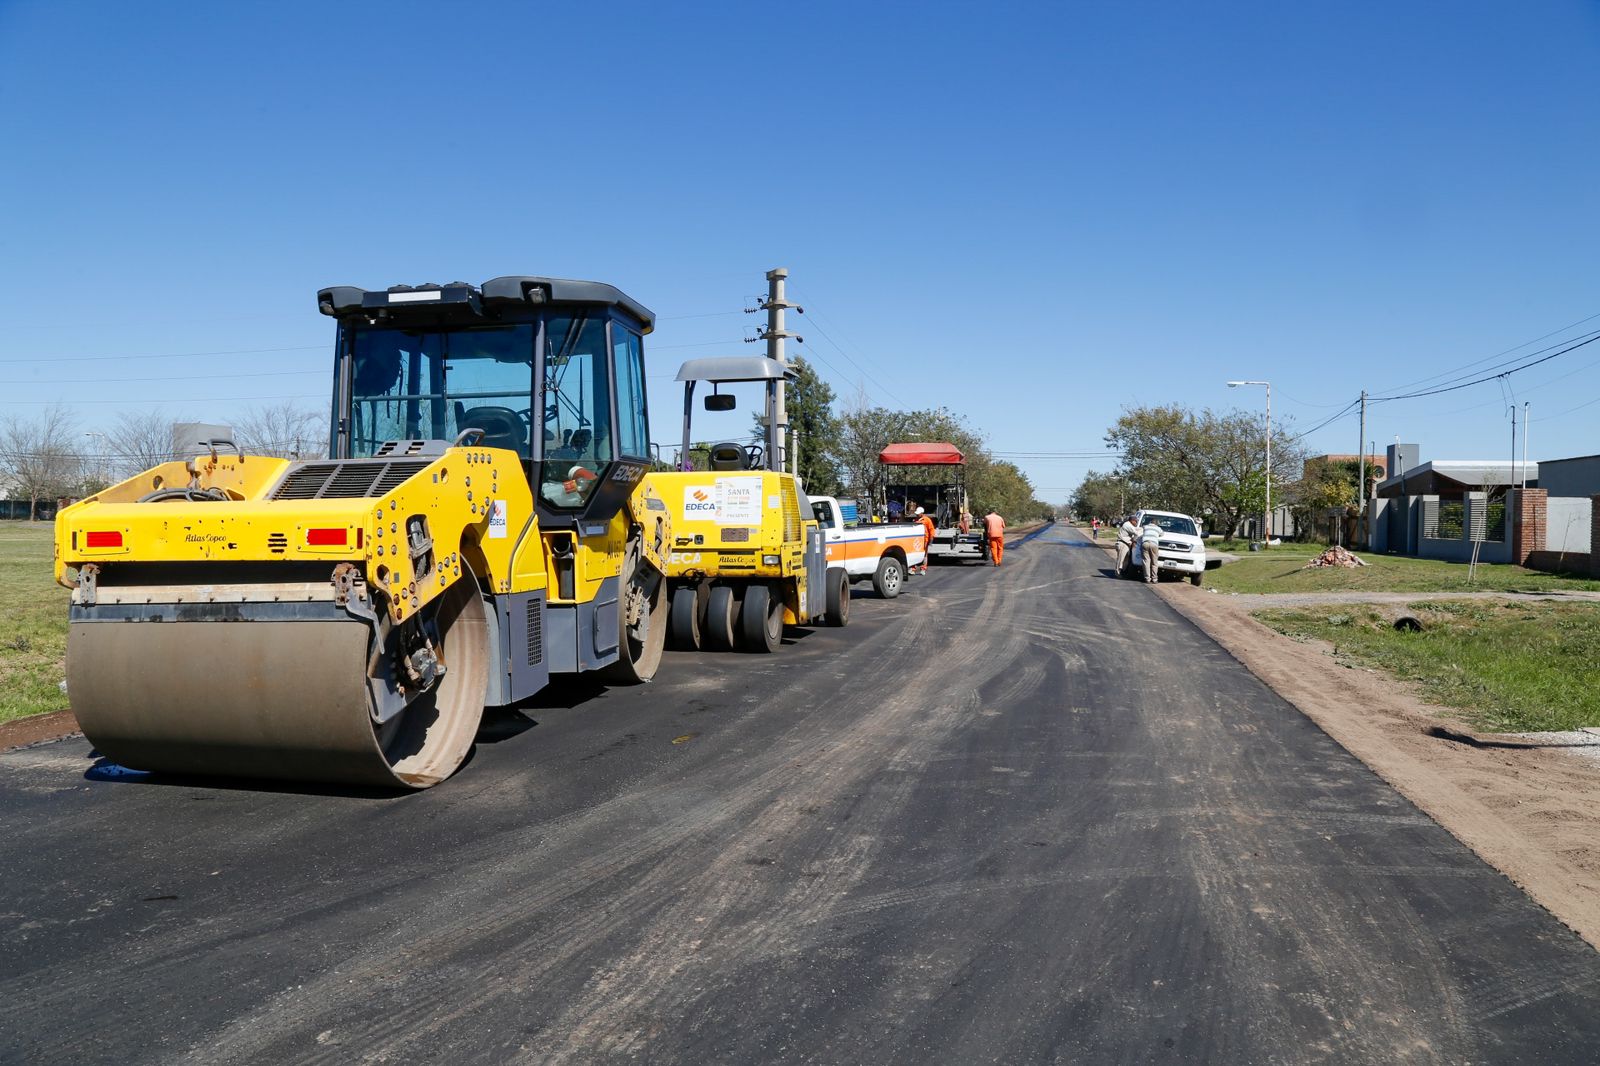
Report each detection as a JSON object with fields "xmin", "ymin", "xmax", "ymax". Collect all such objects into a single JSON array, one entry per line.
[
  {"xmin": 1376, "ymin": 460, "xmax": 1539, "ymax": 497},
  {"xmin": 675, "ymin": 357, "xmax": 795, "ymax": 383}
]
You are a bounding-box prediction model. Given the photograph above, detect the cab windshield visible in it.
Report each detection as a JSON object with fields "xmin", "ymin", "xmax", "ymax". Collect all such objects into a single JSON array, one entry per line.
[
  {"xmin": 348, "ymin": 324, "xmax": 535, "ymax": 457},
  {"xmin": 1147, "ymin": 515, "xmax": 1198, "ymax": 537}
]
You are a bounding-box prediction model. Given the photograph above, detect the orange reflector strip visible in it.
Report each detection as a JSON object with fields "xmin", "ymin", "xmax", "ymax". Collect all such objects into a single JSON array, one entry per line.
[
  {"xmin": 306, "ymin": 528, "xmax": 348, "ymax": 546},
  {"xmin": 85, "ymin": 531, "xmax": 122, "ymax": 549}
]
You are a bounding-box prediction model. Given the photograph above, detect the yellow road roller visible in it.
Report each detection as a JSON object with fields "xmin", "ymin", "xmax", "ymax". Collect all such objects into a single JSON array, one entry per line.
[
  {"xmin": 56, "ymin": 276, "xmax": 670, "ymax": 789},
  {"xmin": 644, "ymin": 357, "xmax": 849, "ymax": 653}
]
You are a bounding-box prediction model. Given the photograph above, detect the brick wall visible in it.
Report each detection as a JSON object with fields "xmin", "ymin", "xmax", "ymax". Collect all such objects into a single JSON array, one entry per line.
[{"xmin": 1511, "ymin": 488, "xmax": 1546, "ymax": 566}]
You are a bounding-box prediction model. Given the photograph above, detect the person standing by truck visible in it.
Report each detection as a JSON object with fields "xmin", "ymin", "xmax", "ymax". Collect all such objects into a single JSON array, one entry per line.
[
  {"xmin": 983, "ymin": 509, "xmax": 1006, "ymax": 566},
  {"xmin": 914, "ymin": 506, "xmax": 936, "ymax": 574},
  {"xmin": 1140, "ymin": 516, "xmax": 1163, "ymax": 583},
  {"xmin": 1115, "ymin": 513, "xmax": 1139, "ymax": 575}
]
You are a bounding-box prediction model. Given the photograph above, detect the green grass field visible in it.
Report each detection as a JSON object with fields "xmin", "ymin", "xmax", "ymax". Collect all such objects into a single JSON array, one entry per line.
[
  {"xmin": 1255, "ymin": 600, "xmax": 1600, "ymax": 733},
  {"xmin": 1207, "ymin": 542, "xmax": 1600, "ymax": 595},
  {"xmin": 0, "ymin": 522, "xmax": 70, "ymax": 723}
]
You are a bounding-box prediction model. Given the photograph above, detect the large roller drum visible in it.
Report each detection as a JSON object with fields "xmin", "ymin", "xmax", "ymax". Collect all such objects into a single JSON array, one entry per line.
[{"xmin": 68, "ymin": 577, "xmax": 489, "ymax": 789}]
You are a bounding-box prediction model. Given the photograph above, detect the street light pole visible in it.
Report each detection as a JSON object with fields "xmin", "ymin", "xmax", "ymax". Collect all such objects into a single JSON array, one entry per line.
[
  {"xmin": 1227, "ymin": 380, "xmax": 1271, "ymax": 543},
  {"xmin": 83, "ymin": 431, "xmax": 108, "ymax": 488}
]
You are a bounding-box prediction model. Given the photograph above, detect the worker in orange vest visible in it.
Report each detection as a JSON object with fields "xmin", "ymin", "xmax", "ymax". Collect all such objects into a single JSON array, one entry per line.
[
  {"xmin": 983, "ymin": 509, "xmax": 1006, "ymax": 566},
  {"xmin": 914, "ymin": 506, "xmax": 936, "ymax": 575}
]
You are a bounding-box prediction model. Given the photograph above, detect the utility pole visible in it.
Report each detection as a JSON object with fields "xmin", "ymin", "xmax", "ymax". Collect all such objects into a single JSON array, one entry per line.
[
  {"xmin": 747, "ymin": 268, "xmax": 802, "ymax": 472},
  {"xmin": 1357, "ymin": 390, "xmax": 1367, "ymax": 548},
  {"xmin": 1509, "ymin": 404, "xmax": 1517, "ymax": 493},
  {"xmin": 1521, "ymin": 402, "xmax": 1530, "ymax": 489}
]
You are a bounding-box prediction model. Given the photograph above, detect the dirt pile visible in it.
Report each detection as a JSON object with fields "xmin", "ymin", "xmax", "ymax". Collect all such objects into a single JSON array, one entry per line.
[{"xmin": 1304, "ymin": 545, "xmax": 1367, "ymax": 569}]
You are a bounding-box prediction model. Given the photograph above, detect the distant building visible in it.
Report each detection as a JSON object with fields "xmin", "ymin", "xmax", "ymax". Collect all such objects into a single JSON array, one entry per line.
[{"xmin": 1534, "ymin": 453, "xmax": 1600, "ymax": 499}]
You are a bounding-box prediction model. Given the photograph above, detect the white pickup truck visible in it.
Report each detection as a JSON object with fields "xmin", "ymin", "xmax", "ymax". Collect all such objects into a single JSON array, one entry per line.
[
  {"xmin": 809, "ymin": 495, "xmax": 929, "ymax": 599},
  {"xmin": 1124, "ymin": 508, "xmax": 1208, "ymax": 585}
]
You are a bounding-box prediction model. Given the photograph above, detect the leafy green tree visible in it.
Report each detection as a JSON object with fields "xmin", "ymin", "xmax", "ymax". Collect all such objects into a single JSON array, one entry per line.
[
  {"xmin": 759, "ymin": 357, "xmax": 843, "ymax": 494},
  {"xmin": 1071, "ymin": 471, "xmax": 1124, "ymax": 523},
  {"xmin": 1105, "ymin": 405, "xmax": 1302, "ymax": 537}
]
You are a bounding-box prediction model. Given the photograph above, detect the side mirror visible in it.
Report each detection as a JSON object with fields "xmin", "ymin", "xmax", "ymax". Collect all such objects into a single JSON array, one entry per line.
[{"xmin": 704, "ymin": 394, "xmax": 736, "ymax": 412}]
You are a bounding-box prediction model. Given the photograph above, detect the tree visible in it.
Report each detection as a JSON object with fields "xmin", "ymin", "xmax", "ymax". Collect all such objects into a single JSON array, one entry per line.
[
  {"xmin": 105, "ymin": 410, "xmax": 189, "ymax": 481},
  {"xmin": 1071, "ymin": 470, "xmax": 1124, "ymax": 523},
  {"xmin": 0, "ymin": 405, "xmax": 81, "ymax": 519},
  {"xmin": 749, "ymin": 357, "xmax": 844, "ymax": 494},
  {"xmin": 235, "ymin": 403, "xmax": 323, "ymax": 459},
  {"xmin": 835, "ymin": 403, "xmax": 1051, "ymax": 520},
  {"xmin": 1105, "ymin": 404, "xmax": 1303, "ymax": 538},
  {"xmin": 1289, "ymin": 457, "xmax": 1359, "ymax": 542}
]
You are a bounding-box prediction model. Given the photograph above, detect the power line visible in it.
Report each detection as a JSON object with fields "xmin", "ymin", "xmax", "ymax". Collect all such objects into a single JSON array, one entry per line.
[
  {"xmin": 783, "ymin": 287, "xmax": 909, "ymax": 408},
  {"xmin": 1373, "ymin": 309, "xmax": 1600, "ymax": 395},
  {"xmin": 0, "ymin": 344, "xmax": 326, "ymax": 365},
  {"xmin": 1372, "ymin": 332, "xmax": 1600, "ymax": 402},
  {"xmin": 0, "ymin": 369, "xmax": 323, "ymax": 386},
  {"xmin": 0, "ymin": 393, "xmax": 323, "ymax": 406}
]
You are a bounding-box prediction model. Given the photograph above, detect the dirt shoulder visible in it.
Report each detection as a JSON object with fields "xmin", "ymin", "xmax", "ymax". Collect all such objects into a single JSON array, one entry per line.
[
  {"xmin": 0, "ymin": 709, "xmax": 80, "ymax": 752},
  {"xmin": 1156, "ymin": 579, "xmax": 1600, "ymax": 949}
]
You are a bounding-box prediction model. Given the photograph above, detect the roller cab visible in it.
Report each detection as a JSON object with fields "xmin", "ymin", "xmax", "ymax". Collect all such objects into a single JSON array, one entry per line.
[{"xmin": 57, "ymin": 276, "xmax": 668, "ymax": 789}]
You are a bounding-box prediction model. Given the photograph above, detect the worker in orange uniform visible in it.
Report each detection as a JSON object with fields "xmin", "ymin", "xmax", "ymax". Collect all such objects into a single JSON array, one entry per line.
[
  {"xmin": 983, "ymin": 509, "xmax": 1006, "ymax": 566},
  {"xmin": 914, "ymin": 506, "xmax": 936, "ymax": 574}
]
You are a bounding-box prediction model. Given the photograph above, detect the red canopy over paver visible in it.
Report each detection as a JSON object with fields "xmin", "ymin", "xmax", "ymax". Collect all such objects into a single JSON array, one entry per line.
[{"xmin": 879, "ymin": 443, "xmax": 965, "ymax": 466}]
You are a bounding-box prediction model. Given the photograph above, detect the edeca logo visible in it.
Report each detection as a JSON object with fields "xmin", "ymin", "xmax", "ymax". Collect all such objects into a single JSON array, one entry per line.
[{"xmin": 684, "ymin": 486, "xmax": 718, "ymax": 516}]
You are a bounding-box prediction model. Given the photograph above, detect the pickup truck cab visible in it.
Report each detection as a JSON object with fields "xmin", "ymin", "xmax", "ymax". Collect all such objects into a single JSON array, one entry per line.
[
  {"xmin": 1126, "ymin": 508, "xmax": 1207, "ymax": 585},
  {"xmin": 810, "ymin": 495, "xmax": 928, "ymax": 599}
]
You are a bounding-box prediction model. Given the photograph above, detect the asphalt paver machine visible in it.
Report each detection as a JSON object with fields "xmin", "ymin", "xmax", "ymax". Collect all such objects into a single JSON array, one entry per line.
[
  {"xmin": 56, "ymin": 276, "xmax": 671, "ymax": 788},
  {"xmin": 878, "ymin": 442, "xmax": 984, "ymax": 562}
]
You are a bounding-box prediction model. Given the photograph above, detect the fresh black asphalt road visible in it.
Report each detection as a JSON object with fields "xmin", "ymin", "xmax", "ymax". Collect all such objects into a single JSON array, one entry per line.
[{"xmin": 4, "ymin": 523, "xmax": 1600, "ymax": 1064}]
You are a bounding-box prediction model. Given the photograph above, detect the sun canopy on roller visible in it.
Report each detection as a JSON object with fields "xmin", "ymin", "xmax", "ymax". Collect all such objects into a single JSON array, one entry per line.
[
  {"xmin": 321, "ymin": 277, "xmax": 656, "ymax": 524},
  {"xmin": 672, "ymin": 356, "xmax": 797, "ymax": 473}
]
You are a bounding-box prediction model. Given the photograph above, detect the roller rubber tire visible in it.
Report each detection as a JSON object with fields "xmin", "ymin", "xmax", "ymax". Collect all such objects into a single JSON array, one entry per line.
[
  {"xmin": 704, "ymin": 585, "xmax": 737, "ymax": 651},
  {"xmin": 824, "ymin": 566, "xmax": 850, "ymax": 627},
  {"xmin": 737, "ymin": 583, "xmax": 783, "ymax": 654},
  {"xmin": 668, "ymin": 585, "xmax": 703, "ymax": 650},
  {"xmin": 872, "ymin": 555, "xmax": 905, "ymax": 599}
]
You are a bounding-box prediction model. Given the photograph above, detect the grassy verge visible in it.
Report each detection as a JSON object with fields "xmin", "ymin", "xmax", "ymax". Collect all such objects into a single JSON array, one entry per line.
[
  {"xmin": 1208, "ymin": 543, "xmax": 1600, "ymax": 595},
  {"xmin": 1254, "ymin": 600, "xmax": 1600, "ymax": 733},
  {"xmin": 0, "ymin": 522, "xmax": 70, "ymax": 724}
]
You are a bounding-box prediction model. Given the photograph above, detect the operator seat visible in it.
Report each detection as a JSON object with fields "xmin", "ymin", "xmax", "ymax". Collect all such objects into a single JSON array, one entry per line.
[
  {"xmin": 459, "ymin": 406, "xmax": 528, "ymax": 457},
  {"xmin": 708, "ymin": 442, "xmax": 751, "ymax": 471}
]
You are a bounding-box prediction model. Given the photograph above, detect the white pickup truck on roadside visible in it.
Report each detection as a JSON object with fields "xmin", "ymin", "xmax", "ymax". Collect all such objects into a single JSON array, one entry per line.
[
  {"xmin": 1124, "ymin": 508, "xmax": 1208, "ymax": 586},
  {"xmin": 809, "ymin": 495, "xmax": 928, "ymax": 599}
]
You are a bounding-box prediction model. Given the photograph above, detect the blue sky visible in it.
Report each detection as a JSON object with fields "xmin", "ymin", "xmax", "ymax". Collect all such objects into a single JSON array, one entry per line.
[{"xmin": 2, "ymin": 1, "xmax": 1598, "ymax": 500}]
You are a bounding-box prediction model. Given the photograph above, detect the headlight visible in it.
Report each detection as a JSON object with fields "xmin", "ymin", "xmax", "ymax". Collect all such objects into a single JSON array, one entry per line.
[{"xmin": 762, "ymin": 554, "xmax": 781, "ymax": 565}]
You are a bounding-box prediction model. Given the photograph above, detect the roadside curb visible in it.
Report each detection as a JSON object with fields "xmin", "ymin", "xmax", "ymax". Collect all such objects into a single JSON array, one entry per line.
[{"xmin": 1153, "ymin": 582, "xmax": 1600, "ymax": 950}]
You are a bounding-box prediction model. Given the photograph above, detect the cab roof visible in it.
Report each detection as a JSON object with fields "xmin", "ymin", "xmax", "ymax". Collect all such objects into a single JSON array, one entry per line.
[{"xmin": 317, "ymin": 276, "xmax": 654, "ymax": 332}]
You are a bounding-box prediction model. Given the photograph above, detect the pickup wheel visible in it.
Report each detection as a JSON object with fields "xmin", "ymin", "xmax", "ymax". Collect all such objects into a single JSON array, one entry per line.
[
  {"xmin": 704, "ymin": 585, "xmax": 737, "ymax": 651},
  {"xmin": 668, "ymin": 585, "xmax": 703, "ymax": 650},
  {"xmin": 824, "ymin": 566, "xmax": 850, "ymax": 626},
  {"xmin": 737, "ymin": 583, "xmax": 783, "ymax": 653},
  {"xmin": 872, "ymin": 555, "xmax": 905, "ymax": 599},
  {"xmin": 1189, "ymin": 571, "xmax": 1203, "ymax": 587}
]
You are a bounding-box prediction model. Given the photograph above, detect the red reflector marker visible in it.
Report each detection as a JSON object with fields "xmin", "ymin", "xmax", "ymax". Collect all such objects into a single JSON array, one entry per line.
[
  {"xmin": 85, "ymin": 531, "xmax": 123, "ymax": 549},
  {"xmin": 306, "ymin": 528, "xmax": 348, "ymax": 547}
]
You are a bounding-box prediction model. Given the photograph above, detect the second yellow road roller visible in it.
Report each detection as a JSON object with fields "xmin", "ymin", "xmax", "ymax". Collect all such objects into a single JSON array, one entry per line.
[{"xmin": 56, "ymin": 276, "xmax": 670, "ymax": 789}]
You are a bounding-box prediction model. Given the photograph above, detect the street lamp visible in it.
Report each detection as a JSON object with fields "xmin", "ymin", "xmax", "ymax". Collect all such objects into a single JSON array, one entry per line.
[
  {"xmin": 84, "ymin": 431, "xmax": 108, "ymax": 488},
  {"xmin": 1227, "ymin": 380, "xmax": 1272, "ymax": 543}
]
